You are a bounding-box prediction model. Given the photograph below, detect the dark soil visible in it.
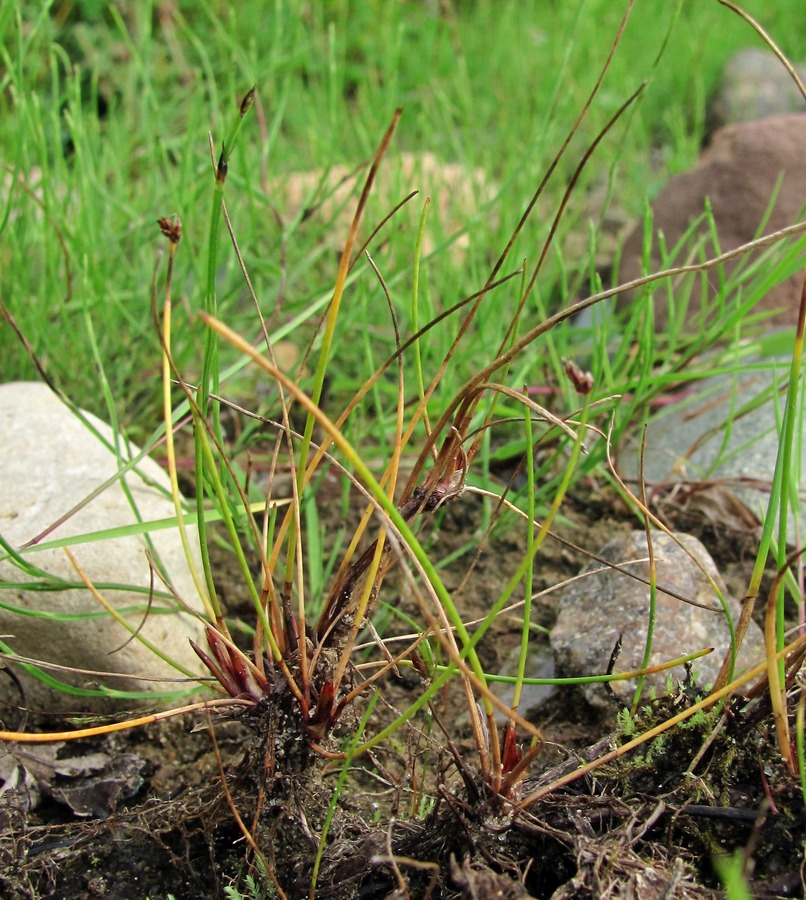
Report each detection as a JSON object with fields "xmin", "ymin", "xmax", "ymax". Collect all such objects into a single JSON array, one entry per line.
[{"xmin": 1, "ymin": 482, "xmax": 804, "ymax": 899}]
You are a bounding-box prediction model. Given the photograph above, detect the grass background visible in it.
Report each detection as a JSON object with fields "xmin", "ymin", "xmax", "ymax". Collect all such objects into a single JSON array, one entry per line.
[{"xmin": 2, "ymin": 0, "xmax": 806, "ymax": 443}]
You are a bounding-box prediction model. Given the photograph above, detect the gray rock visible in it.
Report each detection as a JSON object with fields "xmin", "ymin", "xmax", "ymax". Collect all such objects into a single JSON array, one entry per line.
[
  {"xmin": 620, "ymin": 352, "xmax": 804, "ymax": 539},
  {"xmin": 618, "ymin": 114, "xmax": 806, "ymax": 329},
  {"xmin": 551, "ymin": 531, "xmax": 764, "ymax": 710},
  {"xmin": 0, "ymin": 382, "xmax": 206, "ymax": 711},
  {"xmin": 711, "ymin": 49, "xmax": 806, "ymax": 130},
  {"xmin": 492, "ymin": 643, "xmax": 556, "ymax": 725}
]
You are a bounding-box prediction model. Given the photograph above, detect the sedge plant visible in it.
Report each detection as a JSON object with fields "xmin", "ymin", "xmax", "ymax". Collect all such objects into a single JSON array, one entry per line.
[
  {"xmin": 0, "ymin": 0, "xmax": 799, "ymax": 785},
  {"xmin": 2, "ymin": 1, "xmax": 806, "ymax": 894}
]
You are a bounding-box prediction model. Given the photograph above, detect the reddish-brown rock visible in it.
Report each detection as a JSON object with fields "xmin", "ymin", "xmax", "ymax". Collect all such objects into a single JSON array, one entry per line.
[{"xmin": 618, "ymin": 114, "xmax": 806, "ymax": 327}]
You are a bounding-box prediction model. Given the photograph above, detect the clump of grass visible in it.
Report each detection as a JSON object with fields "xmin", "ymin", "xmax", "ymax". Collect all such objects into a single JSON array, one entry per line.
[{"xmin": 1, "ymin": 1, "xmax": 806, "ymax": 896}]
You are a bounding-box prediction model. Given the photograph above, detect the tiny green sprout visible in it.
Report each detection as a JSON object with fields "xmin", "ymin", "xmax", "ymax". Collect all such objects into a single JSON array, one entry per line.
[
  {"xmin": 714, "ymin": 850, "xmax": 752, "ymax": 900},
  {"xmin": 617, "ymin": 708, "xmax": 636, "ymax": 737},
  {"xmin": 682, "ymin": 708, "xmax": 708, "ymax": 730},
  {"xmin": 418, "ymin": 794, "xmax": 437, "ymax": 819}
]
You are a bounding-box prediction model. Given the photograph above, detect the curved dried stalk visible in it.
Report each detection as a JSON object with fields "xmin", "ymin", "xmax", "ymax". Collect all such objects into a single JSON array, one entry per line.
[
  {"xmin": 279, "ymin": 110, "xmax": 402, "ymax": 638},
  {"xmin": 518, "ymin": 632, "xmax": 806, "ymax": 809},
  {"xmin": 0, "ymin": 697, "xmax": 253, "ymax": 744}
]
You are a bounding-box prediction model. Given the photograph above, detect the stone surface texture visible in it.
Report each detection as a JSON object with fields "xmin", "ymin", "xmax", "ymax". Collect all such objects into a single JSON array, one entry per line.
[
  {"xmin": 551, "ymin": 531, "xmax": 764, "ymax": 710},
  {"xmin": 0, "ymin": 382, "xmax": 205, "ymax": 711},
  {"xmin": 618, "ymin": 114, "xmax": 806, "ymax": 327},
  {"xmin": 711, "ymin": 49, "xmax": 806, "ymax": 130},
  {"xmin": 271, "ymin": 150, "xmax": 496, "ymax": 259},
  {"xmin": 492, "ymin": 643, "xmax": 556, "ymax": 724},
  {"xmin": 619, "ymin": 353, "xmax": 805, "ymax": 539}
]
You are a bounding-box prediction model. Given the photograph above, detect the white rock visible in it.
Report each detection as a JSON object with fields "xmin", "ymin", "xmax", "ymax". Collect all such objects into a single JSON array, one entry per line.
[{"xmin": 0, "ymin": 382, "xmax": 206, "ymax": 712}]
